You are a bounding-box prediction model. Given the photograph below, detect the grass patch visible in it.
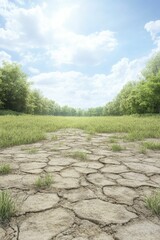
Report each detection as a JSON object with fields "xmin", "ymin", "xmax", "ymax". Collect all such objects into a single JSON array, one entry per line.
[
  {"xmin": 0, "ymin": 115, "xmax": 160, "ymax": 148},
  {"xmin": 0, "ymin": 164, "xmax": 11, "ymax": 175},
  {"xmin": 35, "ymin": 174, "xmax": 53, "ymax": 189},
  {"xmin": 67, "ymin": 151, "xmax": 87, "ymax": 160},
  {"xmin": 143, "ymin": 141, "xmax": 160, "ymax": 150},
  {"xmin": 0, "ymin": 191, "xmax": 16, "ymax": 223},
  {"xmin": 145, "ymin": 191, "xmax": 160, "ymax": 215},
  {"xmin": 111, "ymin": 144, "xmax": 124, "ymax": 152}
]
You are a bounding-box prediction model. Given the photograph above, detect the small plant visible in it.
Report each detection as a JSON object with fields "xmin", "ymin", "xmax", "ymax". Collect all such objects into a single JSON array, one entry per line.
[
  {"xmin": 0, "ymin": 164, "xmax": 11, "ymax": 175},
  {"xmin": 111, "ymin": 144, "xmax": 124, "ymax": 152},
  {"xmin": 68, "ymin": 151, "xmax": 87, "ymax": 160},
  {"xmin": 145, "ymin": 191, "xmax": 160, "ymax": 215},
  {"xmin": 35, "ymin": 174, "xmax": 53, "ymax": 189},
  {"xmin": 51, "ymin": 135, "xmax": 58, "ymax": 141},
  {"xmin": 0, "ymin": 191, "xmax": 16, "ymax": 222},
  {"xmin": 143, "ymin": 141, "xmax": 160, "ymax": 150}
]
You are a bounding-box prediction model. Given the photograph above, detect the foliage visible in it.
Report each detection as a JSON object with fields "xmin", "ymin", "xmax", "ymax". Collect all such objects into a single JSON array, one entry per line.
[
  {"xmin": 0, "ymin": 52, "xmax": 160, "ymax": 116},
  {"xmin": 103, "ymin": 52, "xmax": 160, "ymax": 115},
  {"xmin": 0, "ymin": 62, "xmax": 29, "ymax": 112},
  {"xmin": 0, "ymin": 191, "xmax": 16, "ymax": 222}
]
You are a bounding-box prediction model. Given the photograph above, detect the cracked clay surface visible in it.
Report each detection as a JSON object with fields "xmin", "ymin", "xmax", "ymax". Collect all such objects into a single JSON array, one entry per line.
[{"xmin": 0, "ymin": 129, "xmax": 160, "ymax": 240}]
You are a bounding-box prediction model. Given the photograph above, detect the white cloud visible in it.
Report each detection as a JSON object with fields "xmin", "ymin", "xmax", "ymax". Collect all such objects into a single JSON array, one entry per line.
[
  {"xmin": 51, "ymin": 30, "xmax": 117, "ymax": 65},
  {"xmin": 28, "ymin": 67, "xmax": 40, "ymax": 75},
  {"xmin": 30, "ymin": 56, "xmax": 146, "ymax": 108},
  {"xmin": 145, "ymin": 20, "xmax": 160, "ymax": 40},
  {"xmin": 145, "ymin": 20, "xmax": 160, "ymax": 50},
  {"xmin": 0, "ymin": 50, "xmax": 11, "ymax": 66},
  {"xmin": 0, "ymin": 1, "xmax": 117, "ymax": 66}
]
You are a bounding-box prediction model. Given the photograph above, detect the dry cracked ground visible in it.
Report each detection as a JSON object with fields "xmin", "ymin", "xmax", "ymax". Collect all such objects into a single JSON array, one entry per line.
[{"xmin": 0, "ymin": 129, "xmax": 160, "ymax": 240}]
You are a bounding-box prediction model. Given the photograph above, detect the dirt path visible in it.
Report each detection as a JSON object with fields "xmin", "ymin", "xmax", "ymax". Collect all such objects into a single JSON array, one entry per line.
[{"xmin": 0, "ymin": 129, "xmax": 160, "ymax": 240}]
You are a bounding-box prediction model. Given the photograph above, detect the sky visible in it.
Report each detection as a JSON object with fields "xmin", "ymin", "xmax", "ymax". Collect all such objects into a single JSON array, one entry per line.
[{"xmin": 0, "ymin": 0, "xmax": 160, "ymax": 108}]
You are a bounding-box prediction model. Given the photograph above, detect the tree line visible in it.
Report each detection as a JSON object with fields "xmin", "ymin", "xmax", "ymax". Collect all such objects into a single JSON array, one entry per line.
[
  {"xmin": 0, "ymin": 52, "xmax": 160, "ymax": 116},
  {"xmin": 103, "ymin": 52, "xmax": 160, "ymax": 115}
]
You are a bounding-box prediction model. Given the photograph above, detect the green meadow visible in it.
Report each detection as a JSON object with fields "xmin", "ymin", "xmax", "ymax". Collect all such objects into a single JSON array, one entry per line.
[{"xmin": 0, "ymin": 115, "xmax": 160, "ymax": 148}]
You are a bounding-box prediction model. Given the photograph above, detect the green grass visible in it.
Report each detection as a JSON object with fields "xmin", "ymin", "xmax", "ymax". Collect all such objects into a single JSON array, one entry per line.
[
  {"xmin": 67, "ymin": 151, "xmax": 87, "ymax": 160},
  {"xmin": 143, "ymin": 141, "xmax": 160, "ymax": 150},
  {"xmin": 0, "ymin": 191, "xmax": 16, "ymax": 222},
  {"xmin": 111, "ymin": 144, "xmax": 124, "ymax": 152},
  {"xmin": 35, "ymin": 174, "xmax": 53, "ymax": 189},
  {"xmin": 0, "ymin": 115, "xmax": 160, "ymax": 148},
  {"xmin": 145, "ymin": 191, "xmax": 160, "ymax": 215},
  {"xmin": 0, "ymin": 164, "xmax": 11, "ymax": 175}
]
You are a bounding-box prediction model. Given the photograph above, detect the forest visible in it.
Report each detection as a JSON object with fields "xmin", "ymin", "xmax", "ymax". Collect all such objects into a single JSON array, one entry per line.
[{"xmin": 0, "ymin": 52, "xmax": 160, "ymax": 116}]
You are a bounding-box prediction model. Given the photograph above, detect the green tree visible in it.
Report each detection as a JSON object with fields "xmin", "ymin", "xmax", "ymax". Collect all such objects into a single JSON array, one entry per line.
[{"xmin": 0, "ymin": 62, "xmax": 29, "ymax": 112}]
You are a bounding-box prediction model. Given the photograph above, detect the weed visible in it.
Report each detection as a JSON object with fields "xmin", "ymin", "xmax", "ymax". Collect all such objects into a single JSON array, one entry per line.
[
  {"xmin": 0, "ymin": 164, "xmax": 11, "ymax": 175},
  {"xmin": 145, "ymin": 191, "xmax": 160, "ymax": 215},
  {"xmin": 35, "ymin": 174, "xmax": 53, "ymax": 189},
  {"xmin": 0, "ymin": 191, "xmax": 16, "ymax": 222},
  {"xmin": 143, "ymin": 141, "xmax": 160, "ymax": 150},
  {"xmin": 67, "ymin": 151, "xmax": 87, "ymax": 160},
  {"xmin": 111, "ymin": 144, "xmax": 124, "ymax": 152}
]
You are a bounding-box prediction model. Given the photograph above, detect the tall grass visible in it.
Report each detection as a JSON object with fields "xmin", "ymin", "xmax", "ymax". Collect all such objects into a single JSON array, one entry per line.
[
  {"xmin": 0, "ymin": 191, "xmax": 16, "ymax": 222},
  {"xmin": 0, "ymin": 115, "xmax": 160, "ymax": 148}
]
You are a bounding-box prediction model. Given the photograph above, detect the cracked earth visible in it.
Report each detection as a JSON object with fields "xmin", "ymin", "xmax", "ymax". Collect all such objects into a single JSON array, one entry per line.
[{"xmin": 0, "ymin": 129, "xmax": 160, "ymax": 240}]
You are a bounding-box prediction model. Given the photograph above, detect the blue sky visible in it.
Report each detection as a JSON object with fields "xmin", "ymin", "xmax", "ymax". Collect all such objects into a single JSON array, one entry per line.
[{"xmin": 0, "ymin": 0, "xmax": 160, "ymax": 108}]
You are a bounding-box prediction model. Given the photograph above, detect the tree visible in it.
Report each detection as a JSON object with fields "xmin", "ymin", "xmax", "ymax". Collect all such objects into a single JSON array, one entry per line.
[{"xmin": 0, "ymin": 62, "xmax": 29, "ymax": 112}]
